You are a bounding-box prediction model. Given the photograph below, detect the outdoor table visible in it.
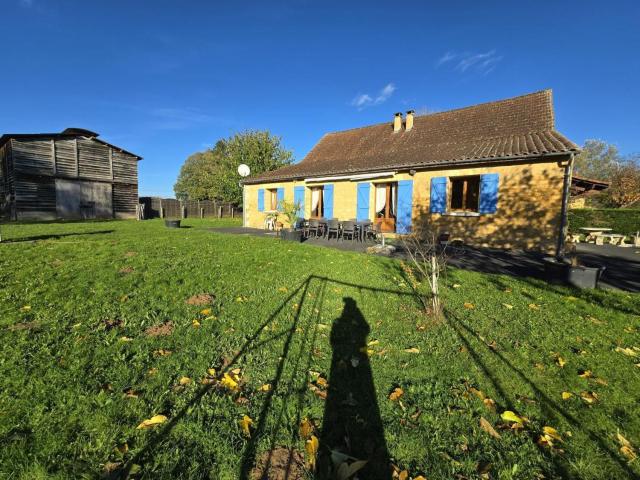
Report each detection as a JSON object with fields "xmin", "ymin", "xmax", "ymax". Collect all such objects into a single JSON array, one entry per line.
[{"xmin": 580, "ymin": 227, "xmax": 612, "ymax": 243}]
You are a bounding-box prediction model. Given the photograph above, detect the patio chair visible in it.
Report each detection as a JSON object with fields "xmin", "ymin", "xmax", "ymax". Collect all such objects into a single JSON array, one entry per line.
[
  {"xmin": 367, "ymin": 222, "xmax": 382, "ymax": 241},
  {"xmin": 326, "ymin": 219, "xmax": 340, "ymax": 240},
  {"xmin": 341, "ymin": 220, "xmax": 357, "ymax": 242},
  {"xmin": 294, "ymin": 218, "xmax": 308, "ymax": 238},
  {"xmin": 308, "ymin": 219, "xmax": 321, "ymax": 238}
]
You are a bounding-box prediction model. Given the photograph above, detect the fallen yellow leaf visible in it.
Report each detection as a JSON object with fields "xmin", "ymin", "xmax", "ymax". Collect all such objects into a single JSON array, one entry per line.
[
  {"xmin": 389, "ymin": 387, "xmax": 404, "ymax": 402},
  {"xmin": 305, "ymin": 435, "xmax": 319, "ymax": 470},
  {"xmin": 299, "ymin": 417, "xmax": 314, "ymax": 439},
  {"xmin": 136, "ymin": 414, "xmax": 168, "ymax": 429},
  {"xmin": 502, "ymin": 303, "xmax": 514, "ymax": 309},
  {"xmin": 617, "ymin": 432, "xmax": 637, "ymax": 462},
  {"xmin": 200, "ymin": 308, "xmax": 212, "ymax": 316},
  {"xmin": 239, "ymin": 415, "xmax": 253, "ymax": 437},
  {"xmin": 463, "ymin": 302, "xmax": 475, "ymax": 309},
  {"xmin": 501, "ymin": 410, "xmax": 524, "ymax": 425},
  {"xmin": 398, "ymin": 470, "xmax": 409, "ymax": 480},
  {"xmin": 404, "ymin": 347, "xmax": 420, "ymax": 354},
  {"xmin": 452, "ymin": 283, "xmax": 462, "ymax": 289},
  {"xmin": 528, "ymin": 303, "xmax": 540, "ymax": 310},
  {"xmin": 179, "ymin": 376, "xmax": 191, "ymax": 386},
  {"xmin": 207, "ymin": 368, "xmax": 216, "ymax": 377},
  {"xmin": 192, "ymin": 320, "xmax": 201, "ymax": 328},
  {"xmin": 580, "ymin": 391, "xmax": 598, "ymax": 404},
  {"xmin": 479, "ymin": 416, "xmax": 501, "ymax": 439},
  {"xmin": 543, "ymin": 426, "xmax": 562, "ymax": 441},
  {"xmin": 483, "ymin": 398, "xmax": 497, "ymax": 411},
  {"xmin": 556, "ymin": 356, "xmax": 566, "ymax": 368},
  {"xmin": 221, "ymin": 372, "xmax": 240, "ymax": 391},
  {"xmin": 20, "ymin": 305, "xmax": 32, "ymax": 312},
  {"xmin": 562, "ymin": 391, "xmax": 573, "ymax": 400},
  {"xmin": 578, "ymin": 370, "xmax": 593, "ymax": 378},
  {"xmin": 259, "ymin": 383, "xmax": 271, "ymax": 392},
  {"xmin": 615, "ymin": 346, "xmax": 638, "ymax": 357}
]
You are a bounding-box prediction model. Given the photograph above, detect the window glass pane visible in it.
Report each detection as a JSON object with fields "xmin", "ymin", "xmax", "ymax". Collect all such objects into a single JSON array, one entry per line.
[
  {"xmin": 465, "ymin": 176, "xmax": 480, "ymax": 211},
  {"xmin": 450, "ymin": 179, "xmax": 464, "ymax": 210}
]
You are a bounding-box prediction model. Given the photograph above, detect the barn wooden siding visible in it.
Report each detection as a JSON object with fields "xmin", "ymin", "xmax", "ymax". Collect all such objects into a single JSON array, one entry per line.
[
  {"xmin": 140, "ymin": 197, "xmax": 240, "ymax": 219},
  {"xmin": 6, "ymin": 136, "xmax": 139, "ymax": 220},
  {"xmin": 0, "ymin": 142, "xmax": 15, "ymax": 219}
]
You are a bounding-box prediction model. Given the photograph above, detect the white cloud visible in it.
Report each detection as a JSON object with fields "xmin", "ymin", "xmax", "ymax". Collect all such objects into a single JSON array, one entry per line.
[
  {"xmin": 436, "ymin": 50, "xmax": 503, "ymax": 75},
  {"xmin": 350, "ymin": 83, "xmax": 396, "ymax": 110}
]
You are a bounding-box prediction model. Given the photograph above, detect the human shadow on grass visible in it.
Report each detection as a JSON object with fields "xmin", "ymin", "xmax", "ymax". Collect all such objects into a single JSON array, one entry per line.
[
  {"xmin": 0, "ymin": 230, "xmax": 114, "ymax": 244},
  {"xmin": 114, "ymin": 275, "xmax": 414, "ymax": 479},
  {"xmin": 445, "ymin": 309, "xmax": 639, "ymax": 479},
  {"xmin": 315, "ymin": 297, "xmax": 391, "ymax": 480}
]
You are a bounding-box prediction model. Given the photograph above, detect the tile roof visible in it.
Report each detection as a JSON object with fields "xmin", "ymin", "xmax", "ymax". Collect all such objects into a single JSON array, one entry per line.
[{"xmin": 245, "ymin": 90, "xmax": 579, "ymax": 184}]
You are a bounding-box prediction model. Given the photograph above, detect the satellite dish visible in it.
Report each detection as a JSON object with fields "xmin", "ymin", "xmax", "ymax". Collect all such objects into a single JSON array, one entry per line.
[{"xmin": 237, "ymin": 164, "xmax": 250, "ymax": 177}]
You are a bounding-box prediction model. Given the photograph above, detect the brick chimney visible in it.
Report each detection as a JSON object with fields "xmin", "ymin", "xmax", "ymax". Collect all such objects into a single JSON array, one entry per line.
[
  {"xmin": 405, "ymin": 110, "xmax": 415, "ymax": 131},
  {"xmin": 393, "ymin": 112, "xmax": 403, "ymax": 132}
]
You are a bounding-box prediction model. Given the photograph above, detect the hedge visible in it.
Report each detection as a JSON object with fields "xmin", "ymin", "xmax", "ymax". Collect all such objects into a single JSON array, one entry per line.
[{"xmin": 568, "ymin": 209, "xmax": 640, "ymax": 236}]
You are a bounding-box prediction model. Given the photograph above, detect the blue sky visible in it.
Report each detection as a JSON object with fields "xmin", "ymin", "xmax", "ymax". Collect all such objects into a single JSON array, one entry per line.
[{"xmin": 2, "ymin": 1, "xmax": 639, "ymax": 197}]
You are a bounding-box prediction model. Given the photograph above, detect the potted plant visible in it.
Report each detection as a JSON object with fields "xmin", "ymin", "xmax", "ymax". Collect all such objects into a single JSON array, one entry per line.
[
  {"xmin": 543, "ymin": 241, "xmax": 605, "ymax": 289},
  {"xmin": 278, "ymin": 200, "xmax": 303, "ymax": 242}
]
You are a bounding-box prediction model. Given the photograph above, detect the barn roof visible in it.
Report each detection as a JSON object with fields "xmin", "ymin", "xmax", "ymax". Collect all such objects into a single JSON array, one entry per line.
[
  {"xmin": 245, "ymin": 90, "xmax": 579, "ymax": 184},
  {"xmin": 0, "ymin": 128, "xmax": 142, "ymax": 160}
]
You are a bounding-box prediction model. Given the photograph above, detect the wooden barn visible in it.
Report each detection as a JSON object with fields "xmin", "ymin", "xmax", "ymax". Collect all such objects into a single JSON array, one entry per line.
[{"xmin": 0, "ymin": 128, "xmax": 141, "ymax": 220}]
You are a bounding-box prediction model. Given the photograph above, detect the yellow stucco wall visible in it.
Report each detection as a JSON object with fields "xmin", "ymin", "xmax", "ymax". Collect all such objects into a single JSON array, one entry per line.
[{"xmin": 244, "ymin": 159, "xmax": 567, "ymax": 252}]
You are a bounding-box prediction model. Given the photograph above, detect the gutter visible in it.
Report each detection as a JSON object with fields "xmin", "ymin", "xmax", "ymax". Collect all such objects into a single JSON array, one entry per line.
[{"xmin": 555, "ymin": 153, "xmax": 575, "ymax": 259}]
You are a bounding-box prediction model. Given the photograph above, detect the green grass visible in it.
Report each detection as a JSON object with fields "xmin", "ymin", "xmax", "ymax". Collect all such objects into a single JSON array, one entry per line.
[{"xmin": 0, "ymin": 219, "xmax": 639, "ymax": 479}]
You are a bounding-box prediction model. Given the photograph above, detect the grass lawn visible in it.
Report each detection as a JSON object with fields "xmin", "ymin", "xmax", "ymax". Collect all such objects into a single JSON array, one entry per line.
[{"xmin": 1, "ymin": 219, "xmax": 639, "ymax": 479}]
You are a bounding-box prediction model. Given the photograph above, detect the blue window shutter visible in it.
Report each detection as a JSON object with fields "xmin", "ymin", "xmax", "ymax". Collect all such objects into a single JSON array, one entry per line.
[
  {"xmin": 479, "ymin": 173, "xmax": 499, "ymax": 214},
  {"xmin": 257, "ymin": 189, "xmax": 264, "ymax": 212},
  {"xmin": 294, "ymin": 186, "xmax": 305, "ymax": 218},
  {"xmin": 430, "ymin": 177, "xmax": 447, "ymax": 213},
  {"xmin": 396, "ymin": 180, "xmax": 414, "ymax": 234},
  {"xmin": 356, "ymin": 183, "xmax": 370, "ymax": 221},
  {"xmin": 276, "ymin": 187, "xmax": 285, "ymax": 209},
  {"xmin": 323, "ymin": 184, "xmax": 334, "ymax": 218}
]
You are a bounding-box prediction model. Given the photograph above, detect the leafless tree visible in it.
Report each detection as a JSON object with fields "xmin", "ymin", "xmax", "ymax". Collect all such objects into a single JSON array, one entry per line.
[{"xmin": 401, "ymin": 226, "xmax": 448, "ymax": 318}]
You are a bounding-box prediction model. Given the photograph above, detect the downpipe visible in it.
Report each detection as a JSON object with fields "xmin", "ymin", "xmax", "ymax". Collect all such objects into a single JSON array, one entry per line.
[{"xmin": 555, "ymin": 153, "xmax": 574, "ymax": 259}]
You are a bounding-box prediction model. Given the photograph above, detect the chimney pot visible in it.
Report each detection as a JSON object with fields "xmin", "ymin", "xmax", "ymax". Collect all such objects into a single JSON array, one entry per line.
[
  {"xmin": 393, "ymin": 112, "xmax": 403, "ymax": 133},
  {"xmin": 405, "ymin": 110, "xmax": 415, "ymax": 131}
]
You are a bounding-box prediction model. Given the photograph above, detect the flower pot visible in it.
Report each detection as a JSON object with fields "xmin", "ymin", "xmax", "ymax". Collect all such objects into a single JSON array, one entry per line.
[
  {"xmin": 543, "ymin": 257, "xmax": 604, "ymax": 289},
  {"xmin": 165, "ymin": 220, "xmax": 181, "ymax": 229},
  {"xmin": 281, "ymin": 228, "xmax": 303, "ymax": 242}
]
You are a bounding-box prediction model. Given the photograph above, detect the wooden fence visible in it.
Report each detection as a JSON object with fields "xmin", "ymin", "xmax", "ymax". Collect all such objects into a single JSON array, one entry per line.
[{"xmin": 139, "ymin": 197, "xmax": 241, "ymax": 219}]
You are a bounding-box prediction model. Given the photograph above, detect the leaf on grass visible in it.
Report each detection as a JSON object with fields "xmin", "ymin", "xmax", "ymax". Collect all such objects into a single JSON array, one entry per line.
[
  {"xmin": 469, "ymin": 387, "xmax": 485, "ymax": 400},
  {"xmin": 580, "ymin": 391, "xmax": 598, "ymax": 404},
  {"xmin": 221, "ymin": 372, "xmax": 241, "ymax": 391},
  {"xmin": 404, "ymin": 347, "xmax": 420, "ymax": 354},
  {"xmin": 336, "ymin": 459, "xmax": 368, "ymax": 480},
  {"xmin": 278, "ymin": 287, "xmax": 288, "ymax": 293},
  {"xmin": 316, "ymin": 377, "xmax": 328, "ymax": 389},
  {"xmin": 479, "ymin": 417, "xmax": 501, "ymax": 439},
  {"xmin": 119, "ymin": 336, "xmax": 133, "ymax": 342},
  {"xmin": 389, "ymin": 387, "xmax": 404, "ymax": 402},
  {"xmin": 538, "ymin": 426, "xmax": 563, "ymax": 449},
  {"xmin": 259, "ymin": 383, "xmax": 271, "ymax": 392},
  {"xmin": 239, "ymin": 415, "xmax": 253, "ymax": 437},
  {"xmin": 463, "ymin": 302, "xmax": 475, "ymax": 309},
  {"xmin": 501, "ymin": 410, "xmax": 524, "ymax": 425},
  {"xmin": 483, "ymin": 398, "xmax": 497, "ymax": 411},
  {"xmin": 299, "ymin": 417, "xmax": 314, "ymax": 439},
  {"xmin": 179, "ymin": 376, "xmax": 191, "ymax": 386},
  {"xmin": 502, "ymin": 303, "xmax": 514, "ymax": 309},
  {"xmin": 615, "ymin": 346, "xmax": 639, "ymax": 357},
  {"xmin": 207, "ymin": 368, "xmax": 216, "ymax": 377},
  {"xmin": 359, "ymin": 346, "xmax": 374, "ymax": 356},
  {"xmin": 192, "ymin": 320, "xmax": 201, "ymax": 328},
  {"xmin": 452, "ymin": 284, "xmax": 462, "ymax": 289},
  {"xmin": 20, "ymin": 305, "xmax": 32, "ymax": 312},
  {"xmin": 616, "ymin": 432, "xmax": 637, "ymax": 462},
  {"xmin": 154, "ymin": 349, "xmax": 172, "ymax": 357},
  {"xmin": 305, "ymin": 435, "xmax": 319, "ymax": 470},
  {"xmin": 136, "ymin": 414, "xmax": 167, "ymax": 429},
  {"xmin": 556, "ymin": 356, "xmax": 566, "ymax": 368},
  {"xmin": 200, "ymin": 308, "xmax": 212, "ymax": 316},
  {"xmin": 543, "ymin": 426, "xmax": 563, "ymax": 441},
  {"xmin": 528, "ymin": 304, "xmax": 540, "ymax": 310},
  {"xmin": 578, "ymin": 369, "xmax": 593, "ymax": 378},
  {"xmin": 562, "ymin": 391, "xmax": 573, "ymax": 400}
]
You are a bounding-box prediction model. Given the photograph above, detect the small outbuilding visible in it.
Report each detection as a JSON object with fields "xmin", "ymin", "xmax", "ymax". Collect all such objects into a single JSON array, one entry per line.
[{"xmin": 0, "ymin": 128, "xmax": 141, "ymax": 220}]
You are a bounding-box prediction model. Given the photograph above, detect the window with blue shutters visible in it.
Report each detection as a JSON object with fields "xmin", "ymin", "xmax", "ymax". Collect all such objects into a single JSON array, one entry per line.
[
  {"xmin": 430, "ymin": 177, "xmax": 447, "ymax": 213},
  {"xmin": 257, "ymin": 189, "xmax": 264, "ymax": 212}
]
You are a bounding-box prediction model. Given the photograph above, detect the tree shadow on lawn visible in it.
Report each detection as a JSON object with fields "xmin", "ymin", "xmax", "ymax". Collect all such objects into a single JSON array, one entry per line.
[
  {"xmin": 445, "ymin": 308, "xmax": 638, "ymax": 479},
  {"xmin": 115, "ymin": 275, "xmax": 413, "ymax": 479},
  {"xmin": 0, "ymin": 230, "xmax": 114, "ymax": 243}
]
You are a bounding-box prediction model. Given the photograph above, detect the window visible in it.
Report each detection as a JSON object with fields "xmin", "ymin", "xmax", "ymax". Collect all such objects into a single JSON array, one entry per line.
[
  {"xmin": 268, "ymin": 189, "xmax": 278, "ymax": 210},
  {"xmin": 450, "ymin": 175, "xmax": 480, "ymax": 212},
  {"xmin": 311, "ymin": 186, "xmax": 324, "ymax": 217}
]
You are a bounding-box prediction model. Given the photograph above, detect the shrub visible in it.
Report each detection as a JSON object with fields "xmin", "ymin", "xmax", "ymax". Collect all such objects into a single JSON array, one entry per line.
[{"xmin": 568, "ymin": 209, "xmax": 640, "ymax": 236}]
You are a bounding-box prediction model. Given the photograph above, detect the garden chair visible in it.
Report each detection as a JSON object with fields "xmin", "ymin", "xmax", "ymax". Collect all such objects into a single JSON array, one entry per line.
[
  {"xmin": 367, "ymin": 222, "xmax": 382, "ymax": 242},
  {"xmin": 308, "ymin": 219, "xmax": 321, "ymax": 238},
  {"xmin": 326, "ymin": 219, "xmax": 340, "ymax": 240},
  {"xmin": 294, "ymin": 218, "xmax": 308, "ymax": 238},
  {"xmin": 341, "ymin": 221, "xmax": 357, "ymax": 242}
]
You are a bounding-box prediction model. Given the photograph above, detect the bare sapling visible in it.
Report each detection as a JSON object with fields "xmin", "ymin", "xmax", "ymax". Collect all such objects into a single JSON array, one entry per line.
[{"xmin": 401, "ymin": 227, "xmax": 447, "ymax": 318}]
